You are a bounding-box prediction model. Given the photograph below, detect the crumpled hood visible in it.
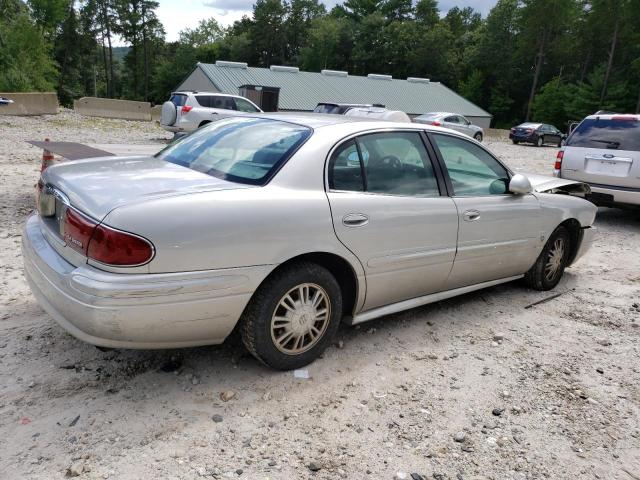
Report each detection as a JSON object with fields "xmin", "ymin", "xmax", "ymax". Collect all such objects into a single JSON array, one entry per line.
[{"xmin": 519, "ymin": 172, "xmax": 591, "ymax": 194}]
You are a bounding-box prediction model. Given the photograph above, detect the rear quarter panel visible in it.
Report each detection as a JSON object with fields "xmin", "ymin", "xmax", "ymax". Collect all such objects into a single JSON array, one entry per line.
[{"xmin": 102, "ymin": 186, "xmax": 362, "ymax": 275}]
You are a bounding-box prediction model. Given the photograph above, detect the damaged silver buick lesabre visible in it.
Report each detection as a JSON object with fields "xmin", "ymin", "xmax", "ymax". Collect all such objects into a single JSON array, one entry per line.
[{"xmin": 23, "ymin": 114, "xmax": 597, "ymax": 369}]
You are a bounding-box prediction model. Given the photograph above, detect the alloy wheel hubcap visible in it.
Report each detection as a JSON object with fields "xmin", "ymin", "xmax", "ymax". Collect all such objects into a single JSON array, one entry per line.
[
  {"xmin": 270, "ymin": 283, "xmax": 330, "ymax": 355},
  {"xmin": 544, "ymin": 237, "xmax": 565, "ymax": 281}
]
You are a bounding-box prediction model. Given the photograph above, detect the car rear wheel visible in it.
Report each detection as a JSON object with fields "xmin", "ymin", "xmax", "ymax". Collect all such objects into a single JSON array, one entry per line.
[
  {"xmin": 536, "ymin": 136, "xmax": 544, "ymax": 147},
  {"xmin": 512, "ymin": 139, "xmax": 519, "ymax": 145},
  {"xmin": 473, "ymin": 132, "xmax": 483, "ymax": 142},
  {"xmin": 240, "ymin": 262, "xmax": 342, "ymax": 370},
  {"xmin": 524, "ymin": 226, "xmax": 570, "ymax": 291}
]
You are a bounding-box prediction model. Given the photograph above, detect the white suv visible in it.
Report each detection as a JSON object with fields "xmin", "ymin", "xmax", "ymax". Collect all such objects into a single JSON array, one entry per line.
[
  {"xmin": 160, "ymin": 91, "xmax": 262, "ymax": 133},
  {"xmin": 555, "ymin": 113, "xmax": 640, "ymax": 208}
]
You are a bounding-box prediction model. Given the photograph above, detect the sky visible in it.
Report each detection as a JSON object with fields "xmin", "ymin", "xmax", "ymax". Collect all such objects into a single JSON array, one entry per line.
[{"xmin": 157, "ymin": 0, "xmax": 498, "ymax": 42}]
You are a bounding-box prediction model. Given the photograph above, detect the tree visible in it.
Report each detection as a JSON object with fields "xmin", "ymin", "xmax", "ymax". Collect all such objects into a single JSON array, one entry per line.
[
  {"xmin": 251, "ymin": 0, "xmax": 287, "ymax": 66},
  {"xmin": 518, "ymin": 0, "xmax": 579, "ymax": 120}
]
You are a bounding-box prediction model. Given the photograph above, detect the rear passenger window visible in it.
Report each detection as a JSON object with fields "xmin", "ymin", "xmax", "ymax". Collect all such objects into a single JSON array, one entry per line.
[
  {"xmin": 196, "ymin": 95, "xmax": 237, "ymax": 110},
  {"xmin": 329, "ymin": 140, "xmax": 364, "ymax": 191},
  {"xmin": 328, "ymin": 132, "xmax": 440, "ymax": 197},
  {"xmin": 234, "ymin": 97, "xmax": 260, "ymax": 112}
]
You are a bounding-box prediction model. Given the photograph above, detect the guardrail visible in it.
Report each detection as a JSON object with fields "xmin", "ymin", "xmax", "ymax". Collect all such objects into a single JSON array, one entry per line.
[{"xmin": 0, "ymin": 92, "xmax": 58, "ymax": 115}]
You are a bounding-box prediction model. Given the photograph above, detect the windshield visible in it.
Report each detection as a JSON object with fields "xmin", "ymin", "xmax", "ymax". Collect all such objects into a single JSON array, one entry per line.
[
  {"xmin": 156, "ymin": 117, "xmax": 312, "ymax": 185},
  {"xmin": 566, "ymin": 117, "xmax": 640, "ymax": 150}
]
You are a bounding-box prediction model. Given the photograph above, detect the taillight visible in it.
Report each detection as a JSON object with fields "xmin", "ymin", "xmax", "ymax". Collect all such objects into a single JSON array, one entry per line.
[
  {"xmin": 63, "ymin": 207, "xmax": 154, "ymax": 266},
  {"xmin": 554, "ymin": 150, "xmax": 564, "ymax": 172},
  {"xmin": 63, "ymin": 208, "xmax": 98, "ymax": 255},
  {"xmin": 525, "ymin": 128, "xmax": 533, "ymax": 133},
  {"xmin": 431, "ymin": 121, "xmax": 442, "ymax": 126},
  {"xmin": 88, "ymin": 224, "xmax": 154, "ymax": 266},
  {"xmin": 510, "ymin": 128, "xmax": 515, "ymax": 133},
  {"xmin": 181, "ymin": 105, "xmax": 193, "ymax": 114}
]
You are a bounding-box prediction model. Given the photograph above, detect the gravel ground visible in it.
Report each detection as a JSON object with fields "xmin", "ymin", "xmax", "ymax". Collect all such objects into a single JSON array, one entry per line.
[{"xmin": 0, "ymin": 112, "xmax": 639, "ymax": 480}]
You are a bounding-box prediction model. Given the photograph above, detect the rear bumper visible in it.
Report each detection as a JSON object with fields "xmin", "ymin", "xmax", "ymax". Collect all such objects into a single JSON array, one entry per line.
[
  {"xmin": 587, "ymin": 183, "xmax": 640, "ymax": 207},
  {"xmin": 22, "ymin": 214, "xmax": 270, "ymax": 349},
  {"xmin": 570, "ymin": 226, "xmax": 596, "ymax": 266},
  {"xmin": 509, "ymin": 133, "xmax": 534, "ymax": 142}
]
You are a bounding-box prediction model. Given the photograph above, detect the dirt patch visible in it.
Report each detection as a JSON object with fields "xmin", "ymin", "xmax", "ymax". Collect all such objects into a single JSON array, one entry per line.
[{"xmin": 0, "ymin": 113, "xmax": 638, "ymax": 479}]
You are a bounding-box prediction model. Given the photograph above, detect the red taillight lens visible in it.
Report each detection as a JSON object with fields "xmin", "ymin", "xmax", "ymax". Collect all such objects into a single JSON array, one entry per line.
[
  {"xmin": 431, "ymin": 121, "xmax": 441, "ymax": 126},
  {"xmin": 510, "ymin": 128, "xmax": 515, "ymax": 133},
  {"xmin": 63, "ymin": 208, "xmax": 98, "ymax": 255},
  {"xmin": 525, "ymin": 128, "xmax": 533, "ymax": 133},
  {"xmin": 555, "ymin": 150, "xmax": 564, "ymax": 170},
  {"xmin": 181, "ymin": 105, "xmax": 193, "ymax": 113},
  {"xmin": 87, "ymin": 224, "xmax": 154, "ymax": 266}
]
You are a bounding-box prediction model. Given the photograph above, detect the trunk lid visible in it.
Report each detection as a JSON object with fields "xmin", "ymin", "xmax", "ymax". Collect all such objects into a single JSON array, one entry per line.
[
  {"xmin": 561, "ymin": 146, "xmax": 640, "ymax": 188},
  {"xmin": 41, "ymin": 156, "xmax": 251, "ymax": 221}
]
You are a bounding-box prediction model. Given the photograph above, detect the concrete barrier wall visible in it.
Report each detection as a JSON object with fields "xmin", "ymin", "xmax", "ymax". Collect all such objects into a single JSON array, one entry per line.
[
  {"xmin": 74, "ymin": 97, "xmax": 151, "ymax": 121},
  {"xmin": 151, "ymin": 105, "xmax": 162, "ymax": 122},
  {"xmin": 0, "ymin": 92, "xmax": 58, "ymax": 115}
]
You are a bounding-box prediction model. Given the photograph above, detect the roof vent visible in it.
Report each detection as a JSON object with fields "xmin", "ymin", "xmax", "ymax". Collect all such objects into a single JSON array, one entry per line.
[
  {"xmin": 215, "ymin": 60, "xmax": 248, "ymax": 69},
  {"xmin": 407, "ymin": 77, "xmax": 430, "ymax": 84},
  {"xmin": 270, "ymin": 65, "xmax": 299, "ymax": 73},
  {"xmin": 321, "ymin": 69, "xmax": 348, "ymax": 77},
  {"xmin": 367, "ymin": 74, "xmax": 392, "ymax": 81}
]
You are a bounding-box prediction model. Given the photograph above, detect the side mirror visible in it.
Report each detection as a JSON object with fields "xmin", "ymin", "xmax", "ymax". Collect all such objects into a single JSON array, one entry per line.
[{"xmin": 509, "ymin": 174, "xmax": 533, "ymax": 195}]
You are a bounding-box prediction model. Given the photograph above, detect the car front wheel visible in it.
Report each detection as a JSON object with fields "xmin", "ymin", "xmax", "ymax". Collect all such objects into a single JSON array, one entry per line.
[
  {"xmin": 536, "ymin": 136, "xmax": 544, "ymax": 147},
  {"xmin": 524, "ymin": 226, "xmax": 570, "ymax": 291},
  {"xmin": 240, "ymin": 262, "xmax": 342, "ymax": 370}
]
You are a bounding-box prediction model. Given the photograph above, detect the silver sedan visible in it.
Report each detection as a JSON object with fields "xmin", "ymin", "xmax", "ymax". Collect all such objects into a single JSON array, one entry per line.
[
  {"xmin": 413, "ymin": 112, "xmax": 484, "ymax": 141},
  {"xmin": 23, "ymin": 114, "xmax": 596, "ymax": 370}
]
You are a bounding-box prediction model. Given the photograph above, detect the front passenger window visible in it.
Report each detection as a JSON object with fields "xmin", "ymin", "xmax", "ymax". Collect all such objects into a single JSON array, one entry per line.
[{"xmin": 432, "ymin": 134, "xmax": 510, "ymax": 196}]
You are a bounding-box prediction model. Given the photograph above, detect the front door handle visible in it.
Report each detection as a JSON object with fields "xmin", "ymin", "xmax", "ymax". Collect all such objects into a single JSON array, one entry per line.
[
  {"xmin": 342, "ymin": 213, "xmax": 369, "ymax": 227},
  {"xmin": 463, "ymin": 210, "xmax": 481, "ymax": 222}
]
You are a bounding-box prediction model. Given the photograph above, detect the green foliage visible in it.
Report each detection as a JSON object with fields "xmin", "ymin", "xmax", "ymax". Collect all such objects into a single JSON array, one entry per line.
[
  {"xmin": 0, "ymin": 7, "xmax": 57, "ymax": 91},
  {"xmin": 2, "ymin": 0, "xmax": 640, "ymax": 124}
]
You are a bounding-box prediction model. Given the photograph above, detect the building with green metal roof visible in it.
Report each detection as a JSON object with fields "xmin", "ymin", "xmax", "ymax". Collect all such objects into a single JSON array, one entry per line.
[{"xmin": 177, "ymin": 60, "xmax": 493, "ymax": 129}]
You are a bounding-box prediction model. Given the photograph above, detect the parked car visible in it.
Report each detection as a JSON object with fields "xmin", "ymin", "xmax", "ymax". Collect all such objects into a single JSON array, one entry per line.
[
  {"xmin": 313, "ymin": 102, "xmax": 384, "ymax": 114},
  {"xmin": 24, "ymin": 114, "xmax": 596, "ymax": 370},
  {"xmin": 413, "ymin": 112, "xmax": 484, "ymax": 142},
  {"xmin": 160, "ymin": 91, "xmax": 262, "ymax": 133},
  {"xmin": 0, "ymin": 96, "xmax": 15, "ymax": 105},
  {"xmin": 344, "ymin": 106, "xmax": 411, "ymax": 123},
  {"xmin": 555, "ymin": 113, "xmax": 640, "ymax": 208},
  {"xmin": 510, "ymin": 123, "xmax": 565, "ymax": 147}
]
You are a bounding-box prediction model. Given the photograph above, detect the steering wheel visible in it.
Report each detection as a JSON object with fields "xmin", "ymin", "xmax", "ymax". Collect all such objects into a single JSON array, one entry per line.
[{"xmin": 378, "ymin": 155, "xmax": 403, "ymax": 171}]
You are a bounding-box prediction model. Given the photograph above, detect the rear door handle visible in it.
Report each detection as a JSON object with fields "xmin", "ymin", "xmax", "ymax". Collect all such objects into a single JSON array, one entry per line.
[
  {"xmin": 342, "ymin": 213, "xmax": 369, "ymax": 227},
  {"xmin": 463, "ymin": 210, "xmax": 481, "ymax": 222}
]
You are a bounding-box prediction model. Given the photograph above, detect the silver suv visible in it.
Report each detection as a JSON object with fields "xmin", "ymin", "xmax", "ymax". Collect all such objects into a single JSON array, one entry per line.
[
  {"xmin": 555, "ymin": 113, "xmax": 640, "ymax": 208},
  {"xmin": 160, "ymin": 91, "xmax": 262, "ymax": 133}
]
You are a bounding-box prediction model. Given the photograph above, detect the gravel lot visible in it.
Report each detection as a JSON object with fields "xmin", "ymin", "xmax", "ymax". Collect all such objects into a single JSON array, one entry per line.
[{"xmin": 1, "ymin": 111, "xmax": 639, "ymax": 480}]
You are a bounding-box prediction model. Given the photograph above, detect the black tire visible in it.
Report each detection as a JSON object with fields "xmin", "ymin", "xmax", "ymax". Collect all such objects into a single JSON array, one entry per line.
[
  {"xmin": 524, "ymin": 226, "xmax": 571, "ymax": 291},
  {"xmin": 474, "ymin": 132, "xmax": 483, "ymax": 142},
  {"xmin": 198, "ymin": 120, "xmax": 211, "ymax": 128},
  {"xmin": 239, "ymin": 262, "xmax": 342, "ymax": 370},
  {"xmin": 512, "ymin": 139, "xmax": 519, "ymax": 145},
  {"xmin": 536, "ymin": 136, "xmax": 544, "ymax": 147}
]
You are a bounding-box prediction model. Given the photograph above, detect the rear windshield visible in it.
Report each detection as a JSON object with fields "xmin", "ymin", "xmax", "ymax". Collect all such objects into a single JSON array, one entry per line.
[
  {"xmin": 170, "ymin": 94, "xmax": 187, "ymax": 107},
  {"xmin": 566, "ymin": 117, "xmax": 640, "ymax": 150},
  {"xmin": 156, "ymin": 117, "xmax": 311, "ymax": 185},
  {"xmin": 313, "ymin": 104, "xmax": 341, "ymax": 114},
  {"xmin": 517, "ymin": 123, "xmax": 540, "ymax": 129}
]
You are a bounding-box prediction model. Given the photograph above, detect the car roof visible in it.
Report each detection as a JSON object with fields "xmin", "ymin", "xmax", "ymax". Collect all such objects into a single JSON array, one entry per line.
[
  {"xmin": 584, "ymin": 113, "xmax": 639, "ymax": 120},
  {"xmin": 173, "ymin": 91, "xmax": 244, "ymax": 98},
  {"xmin": 238, "ymin": 112, "xmax": 472, "ymax": 138}
]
